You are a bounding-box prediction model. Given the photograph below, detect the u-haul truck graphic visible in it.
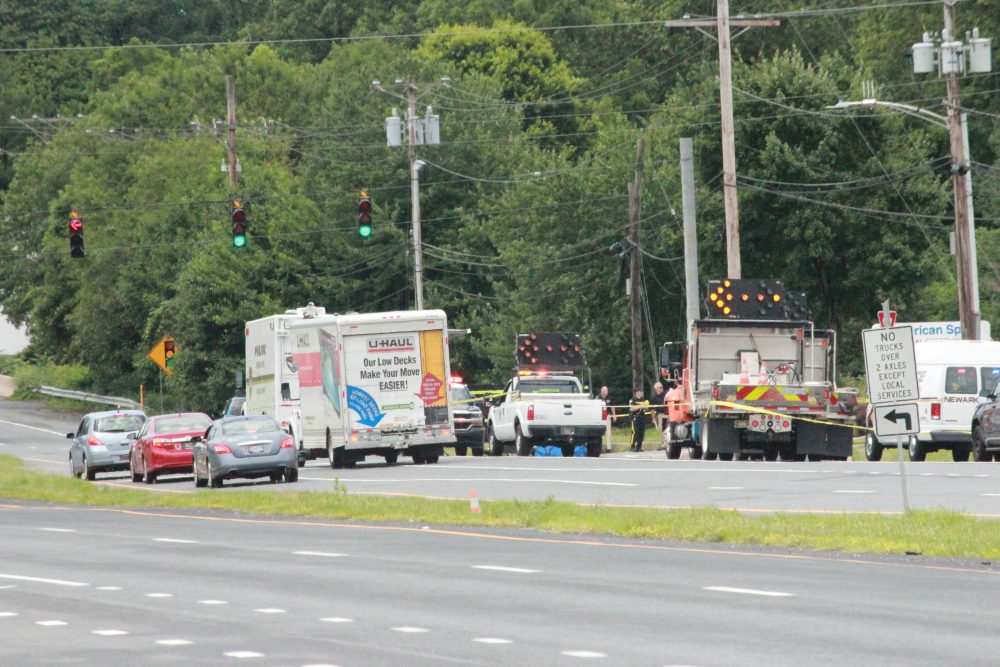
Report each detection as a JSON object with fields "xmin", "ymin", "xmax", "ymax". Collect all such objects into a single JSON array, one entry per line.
[{"xmin": 290, "ymin": 310, "xmax": 454, "ymax": 468}]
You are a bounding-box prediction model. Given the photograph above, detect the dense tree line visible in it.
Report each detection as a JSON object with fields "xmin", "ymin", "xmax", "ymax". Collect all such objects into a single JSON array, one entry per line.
[{"xmin": 0, "ymin": 0, "xmax": 997, "ymax": 408}]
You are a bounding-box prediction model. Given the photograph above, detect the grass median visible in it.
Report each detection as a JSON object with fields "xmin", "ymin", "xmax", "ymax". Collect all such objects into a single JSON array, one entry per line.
[{"xmin": 2, "ymin": 454, "xmax": 999, "ymax": 559}]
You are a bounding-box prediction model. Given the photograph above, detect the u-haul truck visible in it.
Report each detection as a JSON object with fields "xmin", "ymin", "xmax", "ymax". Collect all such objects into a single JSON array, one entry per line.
[
  {"xmin": 288, "ymin": 310, "xmax": 455, "ymax": 467},
  {"xmin": 244, "ymin": 304, "xmax": 327, "ymax": 467}
]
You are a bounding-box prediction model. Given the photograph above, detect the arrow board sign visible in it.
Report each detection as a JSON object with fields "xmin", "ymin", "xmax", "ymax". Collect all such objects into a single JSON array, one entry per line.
[
  {"xmin": 873, "ymin": 403, "xmax": 920, "ymax": 438},
  {"xmin": 861, "ymin": 326, "xmax": 919, "ymax": 406}
]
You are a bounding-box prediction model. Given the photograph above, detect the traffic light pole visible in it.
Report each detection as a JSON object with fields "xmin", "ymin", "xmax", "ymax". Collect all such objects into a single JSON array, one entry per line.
[{"xmin": 226, "ymin": 75, "xmax": 238, "ymax": 191}]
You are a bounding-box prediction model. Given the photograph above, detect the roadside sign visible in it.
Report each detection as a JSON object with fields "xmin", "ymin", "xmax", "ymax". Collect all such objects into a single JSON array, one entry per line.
[
  {"xmin": 861, "ymin": 325, "xmax": 918, "ymax": 406},
  {"xmin": 148, "ymin": 336, "xmax": 176, "ymax": 376},
  {"xmin": 876, "ymin": 310, "xmax": 897, "ymax": 328},
  {"xmin": 873, "ymin": 403, "xmax": 920, "ymax": 438}
]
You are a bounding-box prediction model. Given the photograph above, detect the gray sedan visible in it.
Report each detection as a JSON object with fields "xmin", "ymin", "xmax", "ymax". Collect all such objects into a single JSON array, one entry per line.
[
  {"xmin": 67, "ymin": 410, "xmax": 147, "ymax": 480},
  {"xmin": 192, "ymin": 415, "xmax": 298, "ymax": 488}
]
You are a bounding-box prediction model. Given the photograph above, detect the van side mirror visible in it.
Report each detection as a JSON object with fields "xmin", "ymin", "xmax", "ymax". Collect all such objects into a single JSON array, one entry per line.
[
  {"xmin": 126, "ymin": 432, "xmax": 138, "ymax": 440},
  {"xmin": 658, "ymin": 347, "xmax": 671, "ymax": 367},
  {"xmin": 191, "ymin": 436, "xmax": 203, "ymax": 444}
]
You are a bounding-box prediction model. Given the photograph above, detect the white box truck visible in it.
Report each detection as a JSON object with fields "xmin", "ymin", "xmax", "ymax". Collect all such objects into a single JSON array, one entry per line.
[
  {"xmin": 288, "ymin": 309, "xmax": 456, "ymax": 467},
  {"xmin": 244, "ymin": 304, "xmax": 326, "ymax": 467}
]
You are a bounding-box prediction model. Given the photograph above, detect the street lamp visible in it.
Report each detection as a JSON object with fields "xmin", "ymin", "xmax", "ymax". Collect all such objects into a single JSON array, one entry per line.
[{"xmin": 827, "ymin": 97, "xmax": 981, "ymax": 339}]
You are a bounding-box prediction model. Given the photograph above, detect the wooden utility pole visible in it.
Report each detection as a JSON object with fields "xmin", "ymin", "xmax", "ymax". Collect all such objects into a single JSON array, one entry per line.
[
  {"xmin": 628, "ymin": 139, "xmax": 646, "ymax": 392},
  {"xmin": 665, "ymin": 8, "xmax": 779, "ymax": 279},
  {"xmin": 226, "ymin": 75, "xmax": 238, "ymax": 190}
]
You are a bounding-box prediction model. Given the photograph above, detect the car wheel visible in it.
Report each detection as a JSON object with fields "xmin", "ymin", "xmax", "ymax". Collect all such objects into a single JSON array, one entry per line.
[
  {"xmin": 269, "ymin": 472, "xmax": 282, "ymax": 483},
  {"xmin": 82, "ymin": 455, "xmax": 95, "ymax": 481},
  {"xmin": 472, "ymin": 446, "xmax": 484, "ymax": 457},
  {"xmin": 285, "ymin": 468, "xmax": 298, "ymax": 483},
  {"xmin": 194, "ymin": 460, "xmax": 208, "ymax": 488},
  {"xmin": 973, "ymin": 427, "xmax": 990, "ymax": 462},
  {"xmin": 515, "ymin": 424, "xmax": 532, "ymax": 456},
  {"xmin": 69, "ymin": 455, "xmax": 80, "ymax": 479},
  {"xmin": 208, "ymin": 459, "xmax": 222, "ymax": 488},
  {"xmin": 864, "ymin": 432, "xmax": 883, "ymax": 462},
  {"xmin": 488, "ymin": 428, "xmax": 504, "ymax": 456},
  {"xmin": 424, "ymin": 455, "xmax": 439, "ymax": 464},
  {"xmin": 455, "ymin": 445, "xmax": 468, "ymax": 456},
  {"xmin": 907, "ymin": 436, "xmax": 926, "ymax": 462},
  {"xmin": 297, "ymin": 452, "xmax": 307, "ymax": 469},
  {"xmin": 384, "ymin": 451, "xmax": 399, "ymax": 465}
]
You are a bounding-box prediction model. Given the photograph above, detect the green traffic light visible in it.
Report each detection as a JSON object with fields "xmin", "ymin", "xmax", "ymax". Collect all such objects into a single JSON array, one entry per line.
[
  {"xmin": 359, "ymin": 225, "xmax": 372, "ymax": 238},
  {"xmin": 233, "ymin": 234, "xmax": 247, "ymax": 248}
]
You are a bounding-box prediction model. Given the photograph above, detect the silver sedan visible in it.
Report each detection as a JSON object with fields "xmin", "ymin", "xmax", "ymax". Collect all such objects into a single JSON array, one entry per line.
[
  {"xmin": 192, "ymin": 416, "xmax": 298, "ymax": 488},
  {"xmin": 67, "ymin": 410, "xmax": 147, "ymax": 481}
]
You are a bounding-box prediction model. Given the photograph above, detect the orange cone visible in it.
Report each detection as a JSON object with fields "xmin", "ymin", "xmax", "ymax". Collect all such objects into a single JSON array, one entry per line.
[{"xmin": 469, "ymin": 489, "xmax": 481, "ymax": 513}]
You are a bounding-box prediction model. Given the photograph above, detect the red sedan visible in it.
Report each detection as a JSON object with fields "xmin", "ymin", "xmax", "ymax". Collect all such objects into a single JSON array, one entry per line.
[{"xmin": 129, "ymin": 412, "xmax": 212, "ymax": 484}]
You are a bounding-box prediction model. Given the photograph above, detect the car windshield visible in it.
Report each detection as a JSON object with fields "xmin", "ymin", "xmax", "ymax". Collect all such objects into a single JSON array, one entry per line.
[
  {"xmin": 450, "ymin": 385, "xmax": 472, "ymax": 402},
  {"xmin": 95, "ymin": 414, "xmax": 145, "ymax": 433},
  {"xmin": 155, "ymin": 415, "xmax": 211, "ymax": 433},
  {"xmin": 518, "ymin": 379, "xmax": 580, "ymax": 393},
  {"xmin": 222, "ymin": 417, "xmax": 281, "ymax": 436}
]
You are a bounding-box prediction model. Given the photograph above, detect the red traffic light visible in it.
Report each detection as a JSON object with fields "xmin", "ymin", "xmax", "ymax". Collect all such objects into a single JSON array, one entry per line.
[{"xmin": 68, "ymin": 211, "xmax": 84, "ymax": 258}]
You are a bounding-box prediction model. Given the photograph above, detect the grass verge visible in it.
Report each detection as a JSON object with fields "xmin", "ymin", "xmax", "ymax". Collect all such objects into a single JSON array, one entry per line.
[{"xmin": 2, "ymin": 454, "xmax": 998, "ymax": 559}]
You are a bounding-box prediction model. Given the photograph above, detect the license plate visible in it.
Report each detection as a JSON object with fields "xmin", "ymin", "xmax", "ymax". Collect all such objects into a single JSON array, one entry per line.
[
  {"xmin": 560, "ymin": 426, "xmax": 574, "ymax": 435},
  {"xmin": 245, "ymin": 445, "xmax": 265, "ymax": 454},
  {"xmin": 116, "ymin": 454, "xmax": 129, "ymax": 462}
]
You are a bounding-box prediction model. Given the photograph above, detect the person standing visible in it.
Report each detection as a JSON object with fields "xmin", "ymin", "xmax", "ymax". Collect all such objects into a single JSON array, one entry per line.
[
  {"xmin": 599, "ymin": 385, "xmax": 613, "ymax": 452},
  {"xmin": 629, "ymin": 388, "xmax": 650, "ymax": 452},
  {"xmin": 650, "ymin": 381, "xmax": 666, "ymax": 434}
]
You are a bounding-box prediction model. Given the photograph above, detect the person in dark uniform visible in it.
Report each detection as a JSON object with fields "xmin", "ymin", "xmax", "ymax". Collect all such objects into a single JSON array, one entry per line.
[{"xmin": 629, "ymin": 388, "xmax": 650, "ymax": 452}]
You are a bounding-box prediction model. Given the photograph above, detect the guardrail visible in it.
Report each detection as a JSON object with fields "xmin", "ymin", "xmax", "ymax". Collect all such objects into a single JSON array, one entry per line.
[{"xmin": 34, "ymin": 385, "xmax": 142, "ymax": 410}]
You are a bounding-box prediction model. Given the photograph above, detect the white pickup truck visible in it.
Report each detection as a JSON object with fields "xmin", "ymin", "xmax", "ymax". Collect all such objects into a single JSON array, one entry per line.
[{"xmin": 487, "ymin": 373, "xmax": 606, "ymax": 457}]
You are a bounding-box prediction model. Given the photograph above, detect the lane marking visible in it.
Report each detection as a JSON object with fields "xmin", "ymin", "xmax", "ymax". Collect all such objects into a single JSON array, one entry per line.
[
  {"xmin": 254, "ymin": 608, "xmax": 286, "ymax": 614},
  {"xmin": 0, "ymin": 418, "xmax": 65, "ymax": 436},
  {"xmin": 708, "ymin": 486, "xmax": 743, "ymax": 490},
  {"xmin": 391, "ymin": 626, "xmax": 429, "ymax": 633},
  {"xmin": 97, "ymin": 586, "xmax": 122, "ymax": 591},
  {"xmin": 293, "ymin": 551, "xmax": 345, "ymax": 558},
  {"xmin": 36, "ymin": 620, "xmax": 68, "ymax": 626},
  {"xmin": 982, "ymin": 493, "xmax": 1000, "ymax": 497},
  {"xmin": 833, "ymin": 490, "xmax": 875, "ymax": 494},
  {"xmin": 703, "ymin": 586, "xmax": 793, "ymax": 597},
  {"xmin": 198, "ymin": 600, "xmax": 228, "ymax": 605},
  {"xmin": 224, "ymin": 651, "xmax": 264, "ymax": 658},
  {"xmin": 324, "ymin": 477, "xmax": 637, "ymax": 487},
  {"xmin": 157, "ymin": 639, "xmax": 193, "ymax": 646},
  {"xmin": 472, "ymin": 565, "xmax": 541, "ymax": 574},
  {"xmin": 144, "ymin": 593, "xmax": 173, "ymax": 598},
  {"xmin": 38, "ymin": 527, "xmax": 75, "ymax": 533},
  {"xmin": 561, "ymin": 650, "xmax": 607, "ymax": 658},
  {"xmin": 319, "ymin": 617, "xmax": 353, "ymax": 623},
  {"xmin": 0, "ymin": 573, "xmax": 88, "ymax": 587},
  {"xmin": 93, "ymin": 629, "xmax": 129, "ymax": 636},
  {"xmin": 0, "ymin": 585, "xmax": 16, "ymax": 590},
  {"xmin": 473, "ymin": 637, "xmax": 513, "ymax": 644},
  {"xmin": 0, "ymin": 612, "xmax": 18, "ymax": 617},
  {"xmin": 153, "ymin": 537, "xmax": 198, "ymax": 544}
]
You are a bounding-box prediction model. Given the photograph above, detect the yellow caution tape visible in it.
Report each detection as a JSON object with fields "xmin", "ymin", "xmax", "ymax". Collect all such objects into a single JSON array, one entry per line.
[{"xmin": 710, "ymin": 400, "xmax": 869, "ymax": 431}]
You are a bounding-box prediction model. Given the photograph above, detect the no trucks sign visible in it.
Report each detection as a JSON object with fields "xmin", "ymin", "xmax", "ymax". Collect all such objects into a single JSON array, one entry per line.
[{"xmin": 861, "ymin": 325, "xmax": 918, "ymax": 406}]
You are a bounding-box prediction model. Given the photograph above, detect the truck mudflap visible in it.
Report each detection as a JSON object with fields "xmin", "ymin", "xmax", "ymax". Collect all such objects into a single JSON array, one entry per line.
[
  {"xmin": 702, "ymin": 418, "xmax": 740, "ymax": 454},
  {"xmin": 794, "ymin": 421, "xmax": 853, "ymax": 459}
]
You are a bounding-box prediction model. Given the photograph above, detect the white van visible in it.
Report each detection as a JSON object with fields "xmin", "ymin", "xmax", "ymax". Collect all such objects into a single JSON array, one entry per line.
[{"xmin": 865, "ymin": 340, "xmax": 1000, "ymax": 461}]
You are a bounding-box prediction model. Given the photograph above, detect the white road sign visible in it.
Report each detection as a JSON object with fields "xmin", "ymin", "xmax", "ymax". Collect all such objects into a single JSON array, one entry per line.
[
  {"xmin": 862, "ymin": 325, "xmax": 919, "ymax": 406},
  {"xmin": 873, "ymin": 403, "xmax": 920, "ymax": 438}
]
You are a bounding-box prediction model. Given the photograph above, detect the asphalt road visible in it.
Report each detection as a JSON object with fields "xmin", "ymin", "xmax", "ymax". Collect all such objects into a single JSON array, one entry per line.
[
  {"xmin": 3, "ymin": 397, "xmax": 1000, "ymax": 516},
  {"xmin": 3, "ymin": 500, "xmax": 1000, "ymax": 666}
]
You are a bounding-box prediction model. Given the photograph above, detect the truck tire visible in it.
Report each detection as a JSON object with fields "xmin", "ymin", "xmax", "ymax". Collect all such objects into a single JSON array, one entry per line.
[
  {"xmin": 973, "ymin": 427, "xmax": 990, "ymax": 462},
  {"xmin": 718, "ymin": 452, "xmax": 733, "ymax": 461},
  {"xmin": 472, "ymin": 446, "xmax": 484, "ymax": 457},
  {"xmin": 586, "ymin": 440, "xmax": 601, "ymax": 457},
  {"xmin": 952, "ymin": 447, "xmax": 970, "ymax": 462},
  {"xmin": 703, "ymin": 450, "xmax": 718, "ymax": 460},
  {"xmin": 515, "ymin": 424, "xmax": 532, "ymax": 456},
  {"xmin": 425, "ymin": 455, "xmax": 439, "ymax": 464},
  {"xmin": 455, "ymin": 445, "xmax": 468, "ymax": 456},
  {"xmin": 864, "ymin": 432, "xmax": 883, "ymax": 461},
  {"xmin": 667, "ymin": 443, "xmax": 682, "ymax": 459},
  {"xmin": 384, "ymin": 451, "xmax": 399, "ymax": 465},
  {"xmin": 691, "ymin": 446, "xmax": 703, "ymax": 460},
  {"xmin": 907, "ymin": 436, "xmax": 926, "ymax": 462},
  {"xmin": 488, "ymin": 428, "xmax": 504, "ymax": 456},
  {"xmin": 327, "ymin": 431, "xmax": 345, "ymax": 469},
  {"xmin": 764, "ymin": 445, "xmax": 778, "ymax": 461}
]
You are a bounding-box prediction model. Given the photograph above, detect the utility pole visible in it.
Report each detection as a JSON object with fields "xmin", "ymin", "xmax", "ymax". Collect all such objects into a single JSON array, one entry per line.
[
  {"xmin": 665, "ymin": 8, "xmax": 779, "ymax": 279},
  {"xmin": 628, "ymin": 139, "xmax": 646, "ymax": 392},
  {"xmin": 680, "ymin": 138, "xmax": 700, "ymax": 335},
  {"xmin": 375, "ymin": 77, "xmax": 449, "ymax": 311},
  {"xmin": 226, "ymin": 75, "xmax": 238, "ymax": 191}
]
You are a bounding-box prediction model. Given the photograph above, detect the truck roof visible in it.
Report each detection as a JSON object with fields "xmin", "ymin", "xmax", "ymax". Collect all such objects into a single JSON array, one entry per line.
[{"xmin": 287, "ymin": 309, "xmax": 448, "ymax": 329}]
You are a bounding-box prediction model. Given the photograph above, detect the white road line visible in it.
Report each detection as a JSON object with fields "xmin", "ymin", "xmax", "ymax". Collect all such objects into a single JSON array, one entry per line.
[
  {"xmin": 254, "ymin": 608, "xmax": 286, "ymax": 614},
  {"xmin": 703, "ymin": 586, "xmax": 793, "ymax": 598},
  {"xmin": 0, "ymin": 573, "xmax": 88, "ymax": 587},
  {"xmin": 833, "ymin": 490, "xmax": 875, "ymax": 494},
  {"xmin": 153, "ymin": 538, "xmax": 198, "ymax": 544},
  {"xmin": 301, "ymin": 664, "xmax": 342, "ymax": 667},
  {"xmin": 38, "ymin": 527, "xmax": 76, "ymax": 533},
  {"xmin": 97, "ymin": 586, "xmax": 122, "ymax": 591},
  {"xmin": 156, "ymin": 639, "xmax": 193, "ymax": 646},
  {"xmin": 293, "ymin": 551, "xmax": 345, "ymax": 558},
  {"xmin": 319, "ymin": 617, "xmax": 353, "ymax": 624},
  {"xmin": 0, "ymin": 418, "xmax": 65, "ymax": 436},
  {"xmin": 198, "ymin": 600, "xmax": 228, "ymax": 605},
  {"xmin": 473, "ymin": 637, "xmax": 513, "ymax": 644},
  {"xmin": 93, "ymin": 629, "xmax": 129, "ymax": 636},
  {"xmin": 0, "ymin": 585, "xmax": 16, "ymax": 590},
  {"xmin": 708, "ymin": 486, "xmax": 743, "ymax": 490},
  {"xmin": 0, "ymin": 612, "xmax": 18, "ymax": 617},
  {"xmin": 391, "ymin": 626, "xmax": 429, "ymax": 633},
  {"xmin": 224, "ymin": 651, "xmax": 264, "ymax": 658},
  {"xmin": 144, "ymin": 593, "xmax": 173, "ymax": 598},
  {"xmin": 36, "ymin": 620, "xmax": 68, "ymax": 627},
  {"xmin": 472, "ymin": 565, "xmax": 541, "ymax": 574},
  {"xmin": 561, "ymin": 650, "xmax": 607, "ymax": 658},
  {"xmin": 982, "ymin": 493, "xmax": 1000, "ymax": 497},
  {"xmin": 329, "ymin": 477, "xmax": 638, "ymax": 487}
]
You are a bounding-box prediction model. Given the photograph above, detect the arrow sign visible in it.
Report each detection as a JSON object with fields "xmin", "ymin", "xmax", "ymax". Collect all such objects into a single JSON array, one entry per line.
[
  {"xmin": 346, "ymin": 385, "xmax": 385, "ymax": 427},
  {"xmin": 873, "ymin": 403, "xmax": 920, "ymax": 439},
  {"xmin": 883, "ymin": 408, "xmax": 911, "ymax": 431}
]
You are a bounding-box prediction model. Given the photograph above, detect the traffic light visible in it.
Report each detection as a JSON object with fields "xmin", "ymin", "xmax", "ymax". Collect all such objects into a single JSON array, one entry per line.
[
  {"xmin": 705, "ymin": 279, "xmax": 810, "ymax": 320},
  {"xmin": 358, "ymin": 191, "xmax": 373, "ymax": 238},
  {"xmin": 68, "ymin": 211, "xmax": 84, "ymax": 258},
  {"xmin": 164, "ymin": 338, "xmax": 176, "ymax": 370},
  {"xmin": 231, "ymin": 199, "xmax": 247, "ymax": 248}
]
